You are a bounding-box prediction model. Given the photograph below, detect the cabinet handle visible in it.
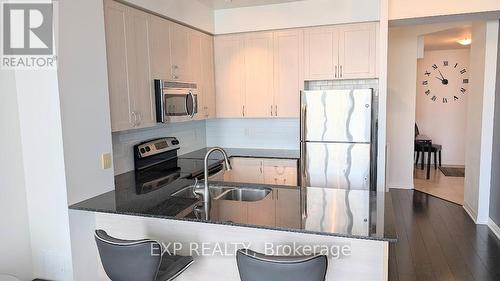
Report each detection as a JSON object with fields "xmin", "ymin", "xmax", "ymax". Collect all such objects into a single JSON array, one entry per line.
[
  {"xmin": 270, "ymin": 105, "xmax": 273, "ymax": 116},
  {"xmin": 340, "ymin": 65, "xmax": 343, "ymax": 78},
  {"xmin": 136, "ymin": 111, "xmax": 142, "ymax": 126},
  {"xmin": 274, "ymin": 105, "xmax": 277, "ymax": 116},
  {"xmin": 172, "ymin": 65, "xmax": 179, "ymax": 79},
  {"xmin": 131, "ymin": 111, "xmax": 137, "ymax": 127},
  {"xmin": 335, "ymin": 65, "xmax": 338, "ymax": 78},
  {"xmin": 242, "ymin": 105, "xmax": 245, "ymax": 117}
]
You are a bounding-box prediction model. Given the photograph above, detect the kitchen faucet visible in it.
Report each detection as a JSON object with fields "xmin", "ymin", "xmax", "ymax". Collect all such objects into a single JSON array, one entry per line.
[{"xmin": 201, "ymin": 147, "xmax": 232, "ymax": 220}]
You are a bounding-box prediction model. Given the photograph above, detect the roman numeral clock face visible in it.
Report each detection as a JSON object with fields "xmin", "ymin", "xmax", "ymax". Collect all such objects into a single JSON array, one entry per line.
[{"xmin": 422, "ymin": 61, "xmax": 468, "ymax": 104}]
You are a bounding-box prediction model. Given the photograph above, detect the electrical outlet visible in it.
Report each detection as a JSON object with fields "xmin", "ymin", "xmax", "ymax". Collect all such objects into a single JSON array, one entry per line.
[{"xmin": 100, "ymin": 153, "xmax": 112, "ymax": 169}]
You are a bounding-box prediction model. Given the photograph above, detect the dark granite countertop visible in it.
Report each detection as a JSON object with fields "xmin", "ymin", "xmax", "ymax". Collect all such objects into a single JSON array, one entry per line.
[
  {"xmin": 70, "ymin": 175, "xmax": 397, "ymax": 242},
  {"xmin": 179, "ymin": 147, "xmax": 300, "ymax": 160}
]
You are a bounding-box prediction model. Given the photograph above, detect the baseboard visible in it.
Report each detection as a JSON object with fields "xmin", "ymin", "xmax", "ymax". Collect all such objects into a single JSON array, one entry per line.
[
  {"xmin": 388, "ymin": 184, "xmax": 414, "ymax": 190},
  {"xmin": 463, "ymin": 203, "xmax": 478, "ymax": 223},
  {"xmin": 488, "ymin": 218, "xmax": 500, "ymax": 240}
]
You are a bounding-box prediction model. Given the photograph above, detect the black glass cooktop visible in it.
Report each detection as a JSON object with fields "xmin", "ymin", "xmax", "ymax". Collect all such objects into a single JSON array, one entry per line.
[{"xmin": 134, "ymin": 158, "xmax": 223, "ymax": 195}]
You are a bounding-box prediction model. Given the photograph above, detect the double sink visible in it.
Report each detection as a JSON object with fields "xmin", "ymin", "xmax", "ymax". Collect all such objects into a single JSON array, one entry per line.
[{"xmin": 172, "ymin": 184, "xmax": 272, "ymax": 202}]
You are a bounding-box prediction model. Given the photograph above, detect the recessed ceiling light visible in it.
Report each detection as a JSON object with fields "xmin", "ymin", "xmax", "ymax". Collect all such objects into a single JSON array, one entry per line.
[{"xmin": 457, "ymin": 38, "xmax": 471, "ymax": 46}]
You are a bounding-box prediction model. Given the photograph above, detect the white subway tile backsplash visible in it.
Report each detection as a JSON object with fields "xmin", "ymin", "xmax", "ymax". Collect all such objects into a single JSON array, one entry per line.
[
  {"xmin": 112, "ymin": 121, "xmax": 207, "ymax": 175},
  {"xmin": 305, "ymin": 79, "xmax": 379, "ymax": 91},
  {"xmin": 206, "ymin": 118, "xmax": 299, "ymax": 150}
]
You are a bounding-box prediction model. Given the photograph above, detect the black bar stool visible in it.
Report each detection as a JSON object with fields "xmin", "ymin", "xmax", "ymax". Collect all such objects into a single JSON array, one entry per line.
[
  {"xmin": 95, "ymin": 230, "xmax": 193, "ymax": 281},
  {"xmin": 236, "ymin": 248, "xmax": 328, "ymax": 281}
]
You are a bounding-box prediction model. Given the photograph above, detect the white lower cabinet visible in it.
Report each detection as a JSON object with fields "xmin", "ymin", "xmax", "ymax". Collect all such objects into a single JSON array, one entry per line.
[
  {"xmin": 223, "ymin": 157, "xmax": 264, "ymax": 183},
  {"xmin": 214, "ymin": 157, "xmax": 300, "ymax": 228},
  {"xmin": 263, "ymin": 159, "xmax": 298, "ymax": 186},
  {"xmin": 275, "ymin": 188, "xmax": 301, "ymax": 228},
  {"xmin": 225, "ymin": 157, "xmax": 297, "ymax": 186}
]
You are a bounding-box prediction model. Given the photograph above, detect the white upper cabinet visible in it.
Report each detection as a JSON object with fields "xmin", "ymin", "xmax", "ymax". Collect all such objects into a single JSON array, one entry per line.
[
  {"xmin": 273, "ymin": 29, "xmax": 303, "ymax": 118},
  {"xmin": 304, "ymin": 22, "xmax": 378, "ymax": 80},
  {"xmin": 188, "ymin": 30, "xmax": 202, "ymax": 85},
  {"xmin": 104, "ymin": 0, "xmax": 133, "ymax": 132},
  {"xmin": 243, "ymin": 32, "xmax": 274, "ymax": 118},
  {"xmin": 188, "ymin": 30, "xmax": 204, "ymax": 120},
  {"xmin": 304, "ymin": 26, "xmax": 339, "ymax": 80},
  {"xmin": 200, "ymin": 34, "xmax": 217, "ymax": 118},
  {"xmin": 104, "ymin": 0, "xmax": 217, "ymax": 131},
  {"xmin": 214, "ymin": 23, "xmax": 379, "ymax": 118},
  {"xmin": 149, "ymin": 15, "xmax": 172, "ymax": 80},
  {"xmin": 104, "ymin": 0, "xmax": 155, "ymax": 131},
  {"xmin": 338, "ymin": 23, "xmax": 377, "ymax": 79},
  {"xmin": 127, "ymin": 8, "xmax": 155, "ymax": 129},
  {"xmin": 170, "ymin": 23, "xmax": 192, "ymax": 81},
  {"xmin": 215, "ymin": 34, "xmax": 245, "ymax": 118},
  {"xmin": 214, "ymin": 30, "xmax": 304, "ymax": 118}
]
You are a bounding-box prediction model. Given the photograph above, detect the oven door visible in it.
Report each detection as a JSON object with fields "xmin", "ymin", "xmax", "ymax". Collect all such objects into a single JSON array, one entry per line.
[{"xmin": 159, "ymin": 89, "xmax": 198, "ymax": 123}]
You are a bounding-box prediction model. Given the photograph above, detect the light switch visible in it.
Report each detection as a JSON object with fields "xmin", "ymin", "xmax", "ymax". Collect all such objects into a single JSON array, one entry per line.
[{"xmin": 100, "ymin": 153, "xmax": 112, "ymax": 170}]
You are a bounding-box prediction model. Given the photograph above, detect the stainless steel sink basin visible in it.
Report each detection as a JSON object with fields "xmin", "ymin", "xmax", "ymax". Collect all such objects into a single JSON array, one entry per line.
[
  {"xmin": 171, "ymin": 184, "xmax": 230, "ymax": 199},
  {"xmin": 172, "ymin": 184, "xmax": 272, "ymax": 202},
  {"xmin": 214, "ymin": 187, "xmax": 271, "ymax": 202}
]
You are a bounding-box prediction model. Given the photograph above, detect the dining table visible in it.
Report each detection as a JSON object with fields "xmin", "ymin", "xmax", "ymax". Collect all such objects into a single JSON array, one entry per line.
[{"xmin": 415, "ymin": 134, "xmax": 432, "ymax": 180}]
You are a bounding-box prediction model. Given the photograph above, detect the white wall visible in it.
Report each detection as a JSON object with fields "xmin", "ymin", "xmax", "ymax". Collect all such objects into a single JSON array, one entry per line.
[
  {"xmin": 58, "ymin": 0, "xmax": 115, "ymax": 206},
  {"xmin": 416, "ymin": 49, "xmax": 470, "ymax": 166},
  {"xmin": 0, "ymin": 70, "xmax": 33, "ymax": 281},
  {"xmin": 389, "ymin": 0, "xmax": 500, "ymax": 21},
  {"xmin": 206, "ymin": 119, "xmax": 299, "ymax": 150},
  {"xmin": 112, "ymin": 121, "xmax": 208, "ymax": 175},
  {"xmin": 214, "ymin": 0, "xmax": 379, "ymax": 34},
  {"xmin": 15, "ymin": 68, "xmax": 74, "ymax": 280},
  {"xmin": 464, "ymin": 21, "xmax": 499, "ymax": 224},
  {"xmin": 123, "ymin": 0, "xmax": 215, "ymax": 33},
  {"xmin": 387, "ymin": 22, "xmax": 471, "ymax": 189}
]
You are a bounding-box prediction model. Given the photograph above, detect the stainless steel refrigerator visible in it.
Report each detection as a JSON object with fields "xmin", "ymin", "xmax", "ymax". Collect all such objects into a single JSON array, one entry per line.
[{"xmin": 300, "ymin": 89, "xmax": 373, "ymax": 190}]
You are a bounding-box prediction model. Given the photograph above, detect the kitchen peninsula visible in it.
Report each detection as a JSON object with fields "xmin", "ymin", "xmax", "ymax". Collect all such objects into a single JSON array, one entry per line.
[{"xmin": 69, "ymin": 146, "xmax": 395, "ymax": 281}]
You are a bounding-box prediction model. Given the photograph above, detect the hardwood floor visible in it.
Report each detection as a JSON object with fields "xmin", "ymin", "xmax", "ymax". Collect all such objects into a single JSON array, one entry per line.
[
  {"xmin": 388, "ymin": 189, "xmax": 500, "ymax": 281},
  {"xmin": 414, "ymin": 166, "xmax": 464, "ymax": 205}
]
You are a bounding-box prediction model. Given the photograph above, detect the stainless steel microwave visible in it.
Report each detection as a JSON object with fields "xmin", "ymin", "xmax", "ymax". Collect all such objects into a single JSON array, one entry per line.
[{"xmin": 154, "ymin": 80, "xmax": 198, "ymax": 123}]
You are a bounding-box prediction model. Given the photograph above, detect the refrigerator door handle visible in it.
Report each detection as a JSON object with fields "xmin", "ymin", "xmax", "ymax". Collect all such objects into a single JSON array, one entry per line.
[
  {"xmin": 300, "ymin": 104, "xmax": 307, "ymax": 141},
  {"xmin": 300, "ymin": 142, "xmax": 307, "ymax": 186}
]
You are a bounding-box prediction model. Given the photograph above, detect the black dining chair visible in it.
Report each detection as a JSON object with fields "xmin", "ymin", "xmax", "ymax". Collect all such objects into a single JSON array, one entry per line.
[
  {"xmin": 414, "ymin": 124, "xmax": 423, "ymax": 165},
  {"xmin": 95, "ymin": 229, "xmax": 194, "ymax": 281},
  {"xmin": 236, "ymin": 248, "xmax": 328, "ymax": 281},
  {"xmin": 414, "ymin": 124, "xmax": 442, "ymax": 169}
]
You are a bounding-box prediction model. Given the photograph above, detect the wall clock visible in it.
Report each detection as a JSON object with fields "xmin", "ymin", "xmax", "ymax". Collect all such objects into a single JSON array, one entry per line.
[{"xmin": 421, "ymin": 60, "xmax": 468, "ymax": 103}]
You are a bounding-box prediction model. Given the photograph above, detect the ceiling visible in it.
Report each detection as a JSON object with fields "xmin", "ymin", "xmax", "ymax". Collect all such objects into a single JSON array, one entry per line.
[
  {"xmin": 424, "ymin": 26, "xmax": 472, "ymax": 51},
  {"xmin": 199, "ymin": 0, "xmax": 305, "ymax": 10}
]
